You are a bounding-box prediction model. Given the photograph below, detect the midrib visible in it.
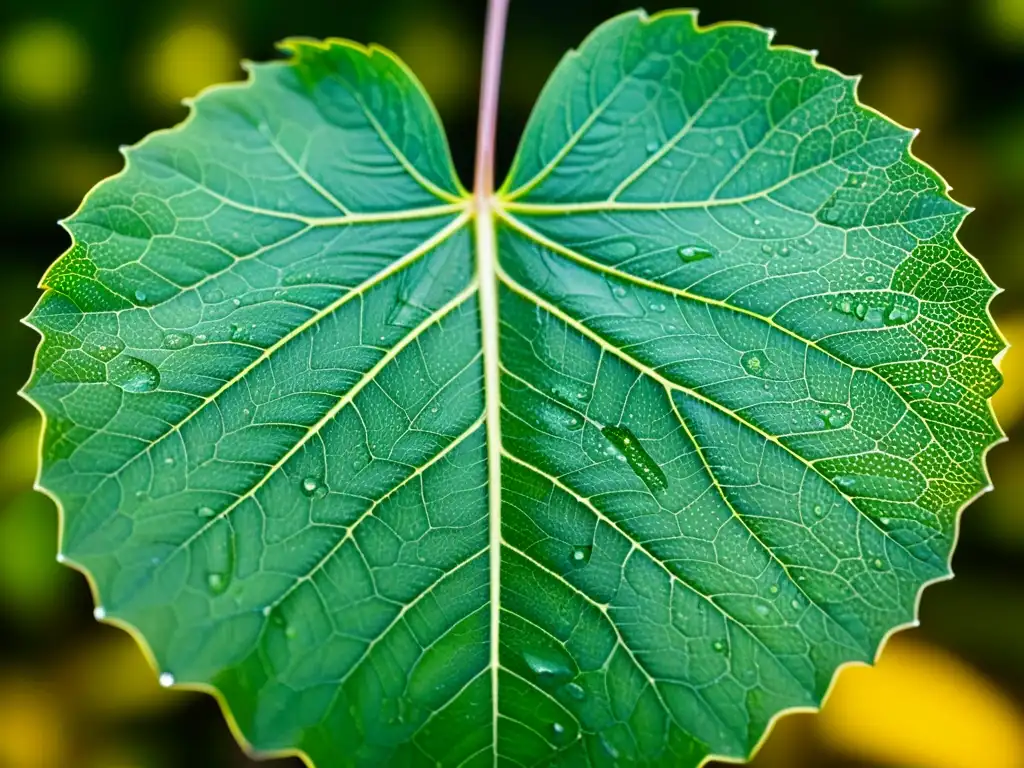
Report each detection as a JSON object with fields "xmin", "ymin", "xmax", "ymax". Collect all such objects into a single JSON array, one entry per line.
[{"xmin": 474, "ymin": 195, "xmax": 504, "ymax": 749}]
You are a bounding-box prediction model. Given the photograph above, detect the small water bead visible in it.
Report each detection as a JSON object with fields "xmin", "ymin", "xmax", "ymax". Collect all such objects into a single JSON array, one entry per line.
[
  {"xmin": 813, "ymin": 504, "xmax": 824, "ymax": 517},
  {"xmin": 602, "ymin": 425, "xmax": 667, "ymax": 492},
  {"xmin": 714, "ymin": 135, "xmax": 725, "ymax": 147},
  {"xmin": 523, "ymin": 649, "xmax": 574, "ymax": 686},
  {"xmin": 195, "ymin": 333, "xmax": 208, "ymax": 343},
  {"xmin": 83, "ymin": 333, "xmax": 125, "ymax": 362},
  {"xmin": 163, "ymin": 456, "xmax": 175, "ymax": 466},
  {"xmin": 232, "ymin": 298, "xmax": 241, "ymax": 307},
  {"xmin": 649, "ymin": 302, "xmax": 666, "ymax": 312},
  {"xmin": 301, "ymin": 476, "xmax": 326, "ymax": 498},
  {"xmin": 611, "ymin": 285, "xmax": 627, "ymax": 298},
  {"xmin": 880, "ymin": 517, "xmax": 891, "ymax": 526},
  {"xmin": 206, "ymin": 572, "xmax": 228, "ymax": 594},
  {"xmin": 712, "ymin": 640, "xmax": 726, "ymax": 653},
  {"xmin": 93, "ymin": 606, "xmax": 106, "ymax": 620},
  {"xmin": 818, "ymin": 406, "xmax": 850, "ymax": 430},
  {"xmin": 159, "ymin": 673, "xmax": 175, "ymax": 688},
  {"xmin": 563, "ymin": 682, "xmax": 586, "ymax": 701},
  {"xmin": 645, "ymin": 140, "xmax": 660, "ymax": 153},
  {"xmin": 196, "ymin": 505, "xmax": 215, "ymax": 519},
  {"xmin": 135, "ymin": 289, "xmax": 148, "ymax": 302},
  {"xmin": 873, "ymin": 558, "xmax": 885, "ymax": 570},
  {"xmin": 110, "ymin": 356, "xmax": 160, "ymax": 393},
  {"xmin": 755, "ymin": 603, "xmax": 770, "ymax": 617},
  {"xmin": 570, "ymin": 545, "xmax": 593, "ymax": 568},
  {"xmin": 740, "ymin": 350, "xmax": 768, "ymax": 377},
  {"xmin": 791, "ymin": 599, "xmax": 801, "ymax": 610},
  {"xmin": 885, "ymin": 303, "xmax": 914, "ymax": 326},
  {"xmin": 677, "ymin": 244, "xmax": 715, "ymax": 263},
  {"xmin": 768, "ymin": 584, "xmax": 779, "ymax": 595},
  {"xmin": 162, "ymin": 331, "xmax": 193, "ymax": 350}
]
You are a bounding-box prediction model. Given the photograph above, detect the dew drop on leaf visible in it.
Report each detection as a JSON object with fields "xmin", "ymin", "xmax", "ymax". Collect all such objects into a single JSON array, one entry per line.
[
  {"xmin": 135, "ymin": 289, "xmax": 147, "ymax": 302},
  {"xmin": 83, "ymin": 332, "xmax": 125, "ymax": 362},
  {"xmin": 522, "ymin": 649, "xmax": 574, "ymax": 687},
  {"xmin": 207, "ymin": 572, "xmax": 228, "ymax": 594},
  {"xmin": 677, "ymin": 244, "xmax": 715, "ymax": 263},
  {"xmin": 740, "ymin": 350, "xmax": 767, "ymax": 377},
  {"xmin": 601, "ymin": 425, "xmax": 667, "ymax": 492},
  {"xmin": 301, "ymin": 476, "xmax": 325, "ymax": 497},
  {"xmin": 713, "ymin": 640, "xmax": 726, "ymax": 653},
  {"xmin": 159, "ymin": 673, "xmax": 174, "ymax": 688},
  {"xmin": 563, "ymin": 682, "xmax": 585, "ymax": 701},
  {"xmin": 109, "ymin": 356, "xmax": 160, "ymax": 393},
  {"xmin": 885, "ymin": 302, "xmax": 914, "ymax": 326},
  {"xmin": 569, "ymin": 545, "xmax": 592, "ymax": 567},
  {"xmin": 162, "ymin": 331, "xmax": 193, "ymax": 349}
]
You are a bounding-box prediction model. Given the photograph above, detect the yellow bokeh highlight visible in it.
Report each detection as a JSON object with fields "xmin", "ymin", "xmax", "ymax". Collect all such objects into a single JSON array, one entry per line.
[
  {"xmin": 860, "ymin": 50, "xmax": 946, "ymax": 134},
  {"xmin": 63, "ymin": 631, "xmax": 187, "ymax": 717},
  {"xmin": 993, "ymin": 313, "xmax": 1023, "ymax": 430},
  {"xmin": 0, "ymin": 675, "xmax": 66, "ymax": 767},
  {"xmin": 0, "ymin": 19, "xmax": 89, "ymax": 109},
  {"xmin": 0, "ymin": 417, "xmax": 40, "ymax": 493},
  {"xmin": 818, "ymin": 636, "xmax": 1024, "ymax": 768},
  {"xmin": 988, "ymin": 0, "xmax": 1024, "ymax": 45},
  {"xmin": 390, "ymin": 17, "xmax": 475, "ymax": 113},
  {"xmin": 144, "ymin": 21, "xmax": 239, "ymax": 107}
]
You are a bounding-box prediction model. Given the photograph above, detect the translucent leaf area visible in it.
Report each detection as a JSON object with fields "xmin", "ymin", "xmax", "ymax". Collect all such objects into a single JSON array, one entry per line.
[{"xmin": 24, "ymin": 11, "xmax": 1003, "ymax": 767}]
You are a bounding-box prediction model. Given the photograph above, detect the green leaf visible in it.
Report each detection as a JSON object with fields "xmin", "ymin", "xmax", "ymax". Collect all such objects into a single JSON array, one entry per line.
[{"xmin": 23, "ymin": 10, "xmax": 1003, "ymax": 767}]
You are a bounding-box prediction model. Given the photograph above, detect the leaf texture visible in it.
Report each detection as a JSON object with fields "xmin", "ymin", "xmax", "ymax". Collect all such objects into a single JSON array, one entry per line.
[{"xmin": 24, "ymin": 10, "xmax": 1003, "ymax": 768}]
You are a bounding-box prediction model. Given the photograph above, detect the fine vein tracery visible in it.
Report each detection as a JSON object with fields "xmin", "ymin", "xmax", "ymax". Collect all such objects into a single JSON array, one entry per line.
[{"xmin": 24, "ymin": 8, "xmax": 1002, "ymax": 768}]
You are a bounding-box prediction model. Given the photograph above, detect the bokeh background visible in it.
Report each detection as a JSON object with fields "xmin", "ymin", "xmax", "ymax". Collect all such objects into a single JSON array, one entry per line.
[{"xmin": 1, "ymin": 0, "xmax": 1022, "ymax": 766}]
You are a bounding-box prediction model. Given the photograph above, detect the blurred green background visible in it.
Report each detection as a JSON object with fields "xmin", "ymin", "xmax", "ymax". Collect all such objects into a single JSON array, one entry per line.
[{"xmin": 1, "ymin": 0, "xmax": 1023, "ymax": 766}]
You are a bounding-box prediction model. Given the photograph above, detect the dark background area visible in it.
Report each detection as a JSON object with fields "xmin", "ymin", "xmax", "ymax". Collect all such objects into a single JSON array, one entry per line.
[{"xmin": 1, "ymin": 1, "xmax": 1022, "ymax": 766}]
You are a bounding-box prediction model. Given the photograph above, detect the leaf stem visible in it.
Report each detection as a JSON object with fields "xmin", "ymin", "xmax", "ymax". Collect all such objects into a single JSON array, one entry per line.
[{"xmin": 474, "ymin": 0, "xmax": 510, "ymax": 197}]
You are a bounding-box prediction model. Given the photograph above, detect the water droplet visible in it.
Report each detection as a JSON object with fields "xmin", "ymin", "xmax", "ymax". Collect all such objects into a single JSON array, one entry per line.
[
  {"xmin": 755, "ymin": 603, "xmax": 770, "ymax": 617},
  {"xmin": 162, "ymin": 331, "xmax": 193, "ymax": 349},
  {"xmin": 197, "ymin": 506, "xmax": 215, "ymax": 519},
  {"xmin": 159, "ymin": 673, "xmax": 175, "ymax": 688},
  {"xmin": 563, "ymin": 682, "xmax": 585, "ymax": 700},
  {"xmin": 134, "ymin": 289, "xmax": 148, "ymax": 302},
  {"xmin": 195, "ymin": 333, "xmax": 208, "ymax": 343},
  {"xmin": 873, "ymin": 558, "xmax": 885, "ymax": 570},
  {"xmin": 602, "ymin": 425, "xmax": 667, "ymax": 492},
  {"xmin": 232, "ymin": 298, "xmax": 241, "ymax": 307},
  {"xmin": 769, "ymin": 584, "xmax": 779, "ymax": 595},
  {"xmin": 818, "ymin": 406, "xmax": 850, "ymax": 429},
  {"xmin": 522, "ymin": 649, "xmax": 574, "ymax": 687},
  {"xmin": 207, "ymin": 572, "xmax": 228, "ymax": 594},
  {"xmin": 93, "ymin": 606, "xmax": 106, "ymax": 620},
  {"xmin": 834, "ymin": 476, "xmax": 857, "ymax": 492},
  {"xmin": 885, "ymin": 302, "xmax": 914, "ymax": 326},
  {"xmin": 611, "ymin": 285, "xmax": 627, "ymax": 298},
  {"xmin": 570, "ymin": 545, "xmax": 593, "ymax": 568},
  {"xmin": 553, "ymin": 722, "xmax": 565, "ymax": 736},
  {"xmin": 301, "ymin": 476, "xmax": 326, "ymax": 498},
  {"xmin": 83, "ymin": 333, "xmax": 126, "ymax": 362},
  {"xmin": 740, "ymin": 350, "xmax": 768, "ymax": 377},
  {"xmin": 791, "ymin": 599, "xmax": 801, "ymax": 609},
  {"xmin": 714, "ymin": 135, "xmax": 725, "ymax": 147},
  {"xmin": 600, "ymin": 734, "xmax": 620, "ymax": 760},
  {"xmin": 109, "ymin": 356, "xmax": 160, "ymax": 393},
  {"xmin": 163, "ymin": 456, "xmax": 175, "ymax": 466},
  {"xmin": 713, "ymin": 640, "xmax": 726, "ymax": 653},
  {"xmin": 880, "ymin": 517, "xmax": 891, "ymax": 526},
  {"xmin": 649, "ymin": 302, "xmax": 666, "ymax": 312},
  {"xmin": 761, "ymin": 243, "xmax": 773, "ymax": 255},
  {"xmin": 677, "ymin": 244, "xmax": 715, "ymax": 263},
  {"xmin": 645, "ymin": 140, "xmax": 660, "ymax": 153},
  {"xmin": 854, "ymin": 302, "xmax": 868, "ymax": 320},
  {"xmin": 813, "ymin": 504, "xmax": 824, "ymax": 517}
]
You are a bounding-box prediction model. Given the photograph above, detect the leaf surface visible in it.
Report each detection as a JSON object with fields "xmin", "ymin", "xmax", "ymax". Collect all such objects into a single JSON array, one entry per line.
[{"xmin": 24, "ymin": 11, "xmax": 1003, "ymax": 767}]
